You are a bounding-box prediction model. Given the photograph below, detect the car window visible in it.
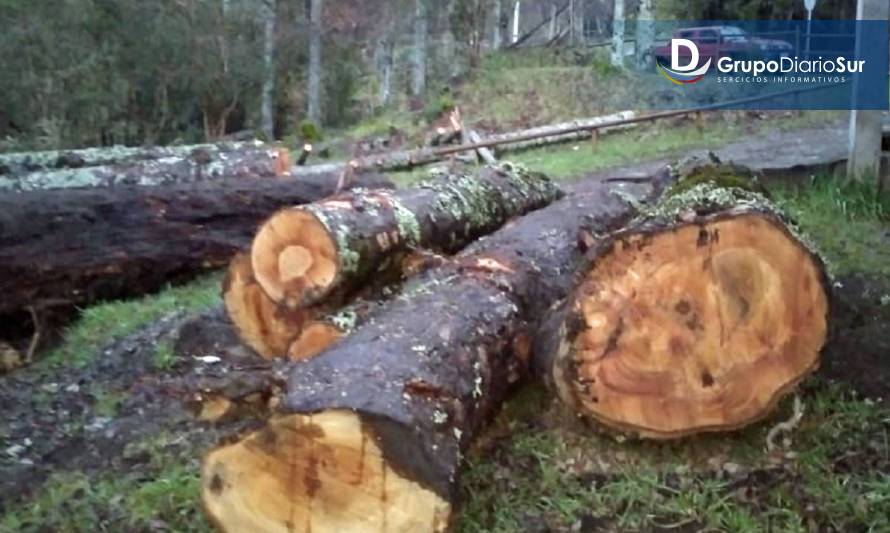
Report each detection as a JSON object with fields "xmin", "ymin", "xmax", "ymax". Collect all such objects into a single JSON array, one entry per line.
[
  {"xmin": 699, "ymin": 30, "xmax": 719, "ymax": 44},
  {"xmin": 679, "ymin": 31, "xmax": 694, "ymax": 39}
]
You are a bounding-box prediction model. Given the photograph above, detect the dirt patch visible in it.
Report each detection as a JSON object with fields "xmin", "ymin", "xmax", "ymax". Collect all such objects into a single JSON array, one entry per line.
[
  {"xmin": 819, "ymin": 274, "xmax": 890, "ymax": 401},
  {"xmin": 0, "ymin": 309, "xmax": 278, "ymax": 512}
]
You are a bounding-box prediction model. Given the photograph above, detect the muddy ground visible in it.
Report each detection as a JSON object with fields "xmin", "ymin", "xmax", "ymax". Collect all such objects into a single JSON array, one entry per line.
[{"xmin": 0, "ymin": 271, "xmax": 887, "ymax": 531}]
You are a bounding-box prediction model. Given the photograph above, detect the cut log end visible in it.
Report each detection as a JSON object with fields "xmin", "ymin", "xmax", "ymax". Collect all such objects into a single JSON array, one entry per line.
[
  {"xmin": 252, "ymin": 209, "xmax": 338, "ymax": 308},
  {"xmin": 202, "ymin": 411, "xmax": 451, "ymax": 533},
  {"xmin": 561, "ymin": 212, "xmax": 829, "ymax": 438},
  {"xmin": 273, "ymin": 147, "xmax": 293, "ymax": 176},
  {"xmin": 288, "ymin": 321, "xmax": 344, "ymax": 361},
  {"xmin": 224, "ymin": 253, "xmax": 310, "ymax": 358}
]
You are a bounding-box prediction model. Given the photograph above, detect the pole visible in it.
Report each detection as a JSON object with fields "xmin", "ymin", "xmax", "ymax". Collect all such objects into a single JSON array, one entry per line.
[{"xmin": 804, "ymin": 9, "xmax": 813, "ymax": 59}]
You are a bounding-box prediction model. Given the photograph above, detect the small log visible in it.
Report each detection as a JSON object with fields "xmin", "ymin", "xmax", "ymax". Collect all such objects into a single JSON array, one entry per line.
[
  {"xmin": 201, "ymin": 174, "xmax": 669, "ymax": 532},
  {"xmin": 486, "ymin": 111, "xmax": 637, "ymax": 155},
  {"xmin": 535, "ymin": 182, "xmax": 831, "ymax": 439},
  {"xmin": 0, "ymin": 172, "xmax": 393, "ymax": 320},
  {"xmin": 296, "ymin": 144, "xmax": 313, "ymax": 166},
  {"xmin": 288, "ymin": 111, "xmax": 638, "ymax": 178},
  {"xmin": 223, "ymin": 253, "xmax": 312, "ymax": 359},
  {"xmin": 0, "ymin": 141, "xmax": 268, "ymax": 176},
  {"xmin": 0, "ymin": 146, "xmax": 291, "ymax": 192},
  {"xmin": 251, "ymin": 165, "xmax": 562, "ymax": 309},
  {"xmin": 466, "ymin": 129, "xmax": 498, "ymax": 164}
]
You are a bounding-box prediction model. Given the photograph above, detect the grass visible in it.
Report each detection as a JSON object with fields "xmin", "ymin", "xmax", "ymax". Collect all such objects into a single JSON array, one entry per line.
[
  {"xmin": 40, "ymin": 273, "xmax": 221, "ymax": 369},
  {"xmin": 773, "ymin": 176, "xmax": 890, "ymax": 277},
  {"xmin": 1, "ymin": 432, "xmax": 210, "ymax": 533},
  {"xmin": 456, "ymin": 382, "xmax": 890, "ymax": 533}
]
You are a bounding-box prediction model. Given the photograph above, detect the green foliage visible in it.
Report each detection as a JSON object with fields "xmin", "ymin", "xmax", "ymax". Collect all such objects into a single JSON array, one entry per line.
[
  {"xmin": 153, "ymin": 340, "xmax": 176, "ymax": 371},
  {"xmin": 589, "ymin": 50, "xmax": 622, "ymax": 77},
  {"xmin": 655, "ymin": 0, "xmax": 855, "ymax": 19},
  {"xmin": 299, "ymin": 120, "xmax": 323, "ymax": 143},
  {"xmin": 423, "ymin": 91, "xmax": 456, "ymax": 123}
]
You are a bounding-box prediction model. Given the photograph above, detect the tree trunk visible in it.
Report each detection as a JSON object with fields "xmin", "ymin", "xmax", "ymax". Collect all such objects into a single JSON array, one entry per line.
[
  {"xmin": 307, "ymin": 0, "xmax": 323, "ymax": 125},
  {"xmin": 0, "ymin": 172, "xmax": 393, "ymax": 318},
  {"xmin": 250, "ymin": 165, "xmax": 562, "ymax": 309},
  {"xmin": 610, "ymin": 0, "xmax": 625, "ymax": 67},
  {"xmin": 375, "ymin": 31, "xmax": 394, "ymax": 108},
  {"xmin": 412, "ymin": 0, "xmax": 428, "ymax": 97},
  {"xmin": 201, "ymin": 174, "xmax": 670, "ymax": 532},
  {"xmin": 0, "ymin": 146, "xmax": 292, "ymax": 192},
  {"xmin": 285, "ymin": 250, "xmax": 448, "ymax": 361},
  {"xmin": 260, "ymin": 0, "xmax": 277, "ymax": 140},
  {"xmin": 635, "ymin": 0, "xmax": 654, "ymax": 68},
  {"xmin": 486, "ymin": 110, "xmax": 636, "ymax": 153},
  {"xmin": 548, "ymin": 3, "xmax": 557, "ymax": 40},
  {"xmin": 511, "ymin": 0, "xmax": 521, "ymax": 43},
  {"xmin": 535, "ymin": 181, "xmax": 831, "ymax": 439},
  {"xmin": 492, "ymin": 0, "xmax": 503, "ymax": 49},
  {"xmin": 0, "ymin": 141, "xmax": 269, "ymax": 177}
]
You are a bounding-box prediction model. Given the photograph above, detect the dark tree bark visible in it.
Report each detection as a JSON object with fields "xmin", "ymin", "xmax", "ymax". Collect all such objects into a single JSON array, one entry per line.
[
  {"xmin": 0, "ymin": 172, "xmax": 392, "ymax": 320},
  {"xmin": 0, "ymin": 146, "xmax": 291, "ymax": 192},
  {"xmin": 251, "ymin": 165, "xmax": 562, "ymax": 309},
  {"xmin": 535, "ymin": 182, "xmax": 831, "ymax": 439},
  {"xmin": 201, "ymin": 172, "xmax": 670, "ymax": 532}
]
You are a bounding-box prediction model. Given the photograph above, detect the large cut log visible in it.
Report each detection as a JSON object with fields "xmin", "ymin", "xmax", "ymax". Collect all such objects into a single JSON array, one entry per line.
[
  {"xmin": 535, "ymin": 182, "xmax": 831, "ymax": 439},
  {"xmin": 201, "ymin": 174, "xmax": 669, "ymax": 532},
  {"xmin": 0, "ymin": 145, "xmax": 291, "ymax": 192},
  {"xmin": 0, "ymin": 141, "xmax": 270, "ymax": 177},
  {"xmin": 251, "ymin": 165, "xmax": 562, "ymax": 309},
  {"xmin": 0, "ymin": 172, "xmax": 393, "ymax": 321}
]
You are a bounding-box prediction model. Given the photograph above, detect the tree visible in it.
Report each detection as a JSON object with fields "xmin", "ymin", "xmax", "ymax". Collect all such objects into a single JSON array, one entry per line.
[
  {"xmin": 307, "ymin": 0, "xmax": 323, "ymax": 125},
  {"xmin": 260, "ymin": 0, "xmax": 277, "ymax": 140},
  {"xmin": 411, "ymin": 0, "xmax": 428, "ymax": 97},
  {"xmin": 511, "ymin": 0, "xmax": 521, "ymax": 43},
  {"xmin": 451, "ymin": 0, "xmax": 489, "ymax": 68},
  {"xmin": 492, "ymin": 0, "xmax": 503, "ymax": 49},
  {"xmin": 610, "ymin": 0, "xmax": 625, "ymax": 68},
  {"xmin": 635, "ymin": 0, "xmax": 654, "ymax": 69}
]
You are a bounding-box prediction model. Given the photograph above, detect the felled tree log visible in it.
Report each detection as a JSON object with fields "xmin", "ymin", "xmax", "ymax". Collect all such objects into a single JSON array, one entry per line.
[
  {"xmin": 288, "ymin": 111, "xmax": 639, "ymax": 178},
  {"xmin": 251, "ymin": 165, "xmax": 561, "ymax": 309},
  {"xmin": 535, "ymin": 182, "xmax": 831, "ymax": 439},
  {"xmin": 486, "ymin": 111, "xmax": 637, "ymax": 155},
  {"xmin": 0, "ymin": 146, "xmax": 291, "ymax": 192},
  {"xmin": 0, "ymin": 172, "xmax": 393, "ymax": 320},
  {"xmin": 201, "ymin": 175, "xmax": 667, "ymax": 532},
  {"xmin": 223, "ymin": 254, "xmax": 313, "ymax": 359},
  {"xmin": 0, "ymin": 141, "xmax": 270, "ymax": 177}
]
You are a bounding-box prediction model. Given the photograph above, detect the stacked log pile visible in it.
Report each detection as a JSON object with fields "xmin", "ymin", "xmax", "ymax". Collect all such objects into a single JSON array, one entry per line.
[
  {"xmin": 198, "ymin": 160, "xmax": 831, "ymax": 532},
  {"xmin": 224, "ymin": 165, "xmax": 563, "ymax": 360}
]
